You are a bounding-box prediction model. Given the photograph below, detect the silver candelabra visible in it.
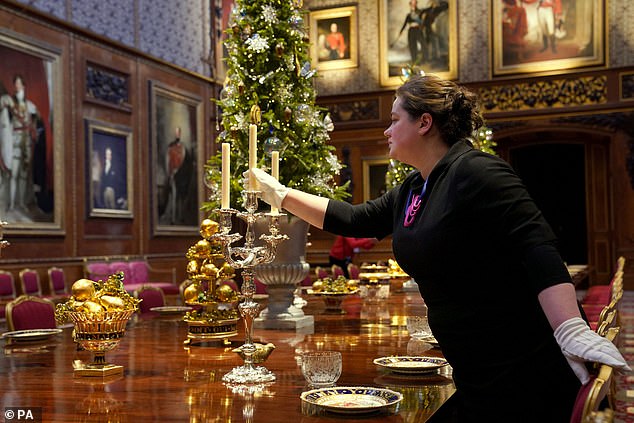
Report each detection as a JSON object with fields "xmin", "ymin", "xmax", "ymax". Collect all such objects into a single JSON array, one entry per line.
[{"xmin": 212, "ymin": 191, "xmax": 288, "ymax": 384}]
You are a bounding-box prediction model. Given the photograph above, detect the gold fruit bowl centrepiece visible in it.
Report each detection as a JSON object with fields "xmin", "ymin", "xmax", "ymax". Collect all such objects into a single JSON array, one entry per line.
[
  {"xmin": 56, "ymin": 272, "xmax": 140, "ymax": 377},
  {"xmin": 68, "ymin": 310, "xmax": 136, "ymax": 377},
  {"xmin": 309, "ymin": 276, "xmax": 359, "ymax": 314}
]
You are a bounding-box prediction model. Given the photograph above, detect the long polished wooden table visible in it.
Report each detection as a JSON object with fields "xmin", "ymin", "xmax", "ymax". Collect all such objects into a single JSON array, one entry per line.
[{"xmin": 0, "ymin": 288, "xmax": 454, "ymax": 422}]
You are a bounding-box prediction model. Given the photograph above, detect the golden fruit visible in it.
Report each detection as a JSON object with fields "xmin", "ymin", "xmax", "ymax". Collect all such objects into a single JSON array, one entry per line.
[
  {"xmin": 100, "ymin": 295, "xmax": 125, "ymax": 311},
  {"xmin": 216, "ymin": 284, "xmax": 236, "ymax": 302},
  {"xmin": 186, "ymin": 260, "xmax": 199, "ymax": 275},
  {"xmin": 199, "ymin": 219, "xmax": 219, "ymax": 239},
  {"xmin": 346, "ymin": 279, "xmax": 359, "ymax": 289},
  {"xmin": 71, "ymin": 300, "xmax": 84, "ymax": 311},
  {"xmin": 81, "ymin": 300, "xmax": 105, "ymax": 315},
  {"xmin": 200, "ymin": 263, "xmax": 218, "ymax": 276},
  {"xmin": 184, "ymin": 284, "xmax": 200, "ymax": 303},
  {"xmin": 218, "ymin": 263, "xmax": 235, "ymax": 279},
  {"xmin": 72, "ymin": 279, "xmax": 96, "ymax": 301},
  {"xmin": 194, "ymin": 240, "xmax": 212, "ymax": 255},
  {"xmin": 312, "ymin": 281, "xmax": 323, "ymax": 292}
]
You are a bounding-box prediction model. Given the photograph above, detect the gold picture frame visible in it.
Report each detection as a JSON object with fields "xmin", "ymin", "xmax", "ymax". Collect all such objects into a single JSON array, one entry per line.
[
  {"xmin": 379, "ymin": 0, "xmax": 458, "ymax": 87},
  {"xmin": 149, "ymin": 81, "xmax": 203, "ymax": 235},
  {"xmin": 213, "ymin": 0, "xmax": 236, "ymax": 81},
  {"xmin": 491, "ymin": 0, "xmax": 605, "ymax": 76},
  {"xmin": 85, "ymin": 119, "xmax": 133, "ymax": 219},
  {"xmin": 363, "ymin": 158, "xmax": 390, "ymax": 202},
  {"xmin": 309, "ymin": 6, "xmax": 358, "ymax": 71},
  {"xmin": 0, "ymin": 29, "xmax": 64, "ymax": 234}
]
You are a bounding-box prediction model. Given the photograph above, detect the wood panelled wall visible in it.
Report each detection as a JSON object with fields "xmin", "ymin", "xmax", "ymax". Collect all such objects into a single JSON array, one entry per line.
[
  {"xmin": 2, "ymin": 3, "xmax": 634, "ymax": 292},
  {"xmin": 0, "ymin": 5, "xmax": 214, "ymax": 287}
]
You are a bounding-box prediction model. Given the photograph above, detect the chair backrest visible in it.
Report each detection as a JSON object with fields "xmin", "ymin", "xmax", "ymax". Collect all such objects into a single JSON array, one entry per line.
[
  {"xmin": 347, "ymin": 263, "xmax": 360, "ymax": 279},
  {"xmin": 134, "ymin": 285, "xmax": 165, "ymax": 313},
  {"xmin": 86, "ymin": 262, "xmax": 111, "ymax": 281},
  {"xmin": 47, "ymin": 267, "xmax": 67, "ymax": 295},
  {"xmin": 19, "ymin": 269, "xmax": 41, "ymax": 296},
  {"xmin": 331, "ymin": 264, "xmax": 345, "ymax": 278},
  {"xmin": 0, "ymin": 270, "xmax": 16, "ymax": 300},
  {"xmin": 109, "ymin": 261, "xmax": 131, "ymax": 284},
  {"xmin": 254, "ymin": 278, "xmax": 267, "ymax": 294},
  {"xmin": 570, "ymin": 327, "xmax": 621, "ymax": 423},
  {"xmin": 6, "ymin": 295, "xmax": 57, "ymax": 331},
  {"xmin": 315, "ymin": 266, "xmax": 329, "ymax": 279},
  {"xmin": 128, "ymin": 260, "xmax": 149, "ymax": 284},
  {"xmin": 596, "ymin": 304, "xmax": 618, "ymax": 337},
  {"xmin": 300, "ymin": 274, "xmax": 313, "ymax": 286}
]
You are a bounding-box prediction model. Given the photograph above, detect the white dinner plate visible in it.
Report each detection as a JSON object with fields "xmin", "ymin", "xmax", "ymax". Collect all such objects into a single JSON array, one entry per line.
[
  {"xmin": 373, "ymin": 356, "xmax": 448, "ymax": 374},
  {"xmin": 149, "ymin": 306, "xmax": 192, "ymax": 314},
  {"xmin": 300, "ymin": 386, "xmax": 402, "ymax": 414},
  {"xmin": 1, "ymin": 328, "xmax": 63, "ymax": 342}
]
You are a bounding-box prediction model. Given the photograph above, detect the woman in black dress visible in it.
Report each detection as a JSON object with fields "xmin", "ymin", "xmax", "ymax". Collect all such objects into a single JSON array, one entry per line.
[{"xmin": 248, "ymin": 74, "xmax": 629, "ymax": 422}]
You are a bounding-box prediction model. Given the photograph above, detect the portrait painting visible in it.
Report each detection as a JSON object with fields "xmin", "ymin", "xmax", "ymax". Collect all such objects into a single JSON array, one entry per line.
[
  {"xmin": 309, "ymin": 6, "xmax": 358, "ymax": 71},
  {"xmin": 0, "ymin": 31, "xmax": 63, "ymax": 233},
  {"xmin": 492, "ymin": 0, "xmax": 604, "ymax": 76},
  {"xmin": 150, "ymin": 81, "xmax": 202, "ymax": 235},
  {"xmin": 86, "ymin": 119, "xmax": 133, "ymax": 218},
  {"xmin": 363, "ymin": 158, "xmax": 390, "ymax": 202},
  {"xmin": 379, "ymin": 0, "xmax": 457, "ymax": 87}
]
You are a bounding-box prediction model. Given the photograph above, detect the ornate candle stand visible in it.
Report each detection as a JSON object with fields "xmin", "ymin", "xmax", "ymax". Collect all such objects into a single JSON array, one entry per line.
[{"xmin": 212, "ymin": 191, "xmax": 288, "ymax": 384}]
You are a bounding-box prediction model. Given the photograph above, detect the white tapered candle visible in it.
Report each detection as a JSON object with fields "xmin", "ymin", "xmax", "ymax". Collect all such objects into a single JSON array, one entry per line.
[
  {"xmin": 271, "ymin": 150, "xmax": 279, "ymax": 214},
  {"xmin": 248, "ymin": 124, "xmax": 257, "ymax": 189},
  {"xmin": 221, "ymin": 143, "xmax": 230, "ymax": 209}
]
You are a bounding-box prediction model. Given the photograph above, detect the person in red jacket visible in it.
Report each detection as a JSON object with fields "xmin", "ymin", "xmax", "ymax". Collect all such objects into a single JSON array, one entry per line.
[{"xmin": 329, "ymin": 236, "xmax": 376, "ymax": 277}]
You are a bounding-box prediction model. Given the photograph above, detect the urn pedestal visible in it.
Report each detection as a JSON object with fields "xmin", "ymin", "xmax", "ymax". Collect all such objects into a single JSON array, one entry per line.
[{"xmin": 254, "ymin": 216, "xmax": 314, "ymax": 330}]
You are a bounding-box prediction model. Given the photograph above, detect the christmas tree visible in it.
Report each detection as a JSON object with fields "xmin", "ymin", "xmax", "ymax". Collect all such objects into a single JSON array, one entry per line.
[{"xmin": 203, "ymin": 0, "xmax": 349, "ymax": 212}]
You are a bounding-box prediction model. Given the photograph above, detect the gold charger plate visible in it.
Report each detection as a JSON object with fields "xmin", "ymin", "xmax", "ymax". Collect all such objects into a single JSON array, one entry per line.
[
  {"xmin": 300, "ymin": 386, "xmax": 402, "ymax": 414},
  {"xmin": 374, "ymin": 356, "xmax": 448, "ymax": 375},
  {"xmin": 1, "ymin": 328, "xmax": 63, "ymax": 342},
  {"xmin": 149, "ymin": 306, "xmax": 193, "ymax": 314}
]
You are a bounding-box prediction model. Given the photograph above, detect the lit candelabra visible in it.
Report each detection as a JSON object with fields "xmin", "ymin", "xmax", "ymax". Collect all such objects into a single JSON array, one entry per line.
[{"xmin": 212, "ymin": 191, "xmax": 288, "ymax": 384}]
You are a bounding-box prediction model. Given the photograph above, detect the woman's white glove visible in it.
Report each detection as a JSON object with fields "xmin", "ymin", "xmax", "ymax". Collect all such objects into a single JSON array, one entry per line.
[
  {"xmin": 554, "ymin": 317, "xmax": 631, "ymax": 384},
  {"xmin": 245, "ymin": 168, "xmax": 289, "ymax": 210}
]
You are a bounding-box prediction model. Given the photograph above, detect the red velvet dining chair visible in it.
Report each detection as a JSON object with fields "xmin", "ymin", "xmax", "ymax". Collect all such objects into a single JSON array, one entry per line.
[
  {"xmin": 19, "ymin": 268, "xmax": 42, "ymax": 296},
  {"xmin": 47, "ymin": 267, "xmax": 67, "ymax": 295},
  {"xmin": 331, "ymin": 264, "xmax": 345, "ymax": 278},
  {"xmin": 0, "ymin": 270, "xmax": 17, "ymax": 322},
  {"xmin": 0, "ymin": 270, "xmax": 16, "ymax": 301},
  {"xmin": 315, "ymin": 266, "xmax": 329, "ymax": 280},
  {"xmin": 569, "ymin": 363, "xmax": 614, "ymax": 423},
  {"xmin": 5, "ymin": 295, "xmax": 57, "ymax": 331},
  {"xmin": 347, "ymin": 263, "xmax": 360, "ymax": 279},
  {"xmin": 133, "ymin": 285, "xmax": 166, "ymax": 313},
  {"xmin": 569, "ymin": 327, "xmax": 620, "ymax": 423}
]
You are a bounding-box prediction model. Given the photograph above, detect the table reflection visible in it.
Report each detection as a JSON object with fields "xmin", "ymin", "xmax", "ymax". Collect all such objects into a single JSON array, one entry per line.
[{"xmin": 0, "ymin": 291, "xmax": 454, "ymax": 422}]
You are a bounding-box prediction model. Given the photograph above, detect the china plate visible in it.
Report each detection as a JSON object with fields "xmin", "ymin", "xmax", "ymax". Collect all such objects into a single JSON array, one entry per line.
[
  {"xmin": 373, "ymin": 356, "xmax": 448, "ymax": 374},
  {"xmin": 300, "ymin": 386, "xmax": 402, "ymax": 414},
  {"xmin": 1, "ymin": 328, "xmax": 63, "ymax": 342},
  {"xmin": 149, "ymin": 306, "xmax": 192, "ymax": 314}
]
